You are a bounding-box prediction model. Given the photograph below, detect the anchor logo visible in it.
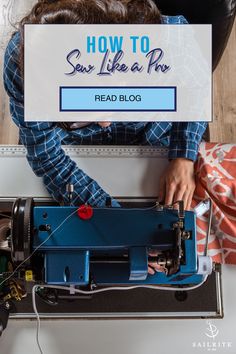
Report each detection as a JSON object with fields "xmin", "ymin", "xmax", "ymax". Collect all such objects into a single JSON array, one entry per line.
[{"xmin": 205, "ymin": 320, "xmax": 219, "ymax": 339}]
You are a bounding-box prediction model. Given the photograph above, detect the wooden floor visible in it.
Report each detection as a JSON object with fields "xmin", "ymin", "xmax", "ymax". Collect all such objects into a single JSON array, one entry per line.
[
  {"xmin": 212, "ymin": 18, "xmax": 236, "ymax": 143},
  {"xmin": 0, "ymin": 0, "xmax": 235, "ymax": 144},
  {"xmin": 0, "ymin": 0, "xmax": 36, "ymax": 144}
]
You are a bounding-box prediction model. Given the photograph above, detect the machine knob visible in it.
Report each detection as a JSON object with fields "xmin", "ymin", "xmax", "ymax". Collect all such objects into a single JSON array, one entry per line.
[{"xmin": 77, "ymin": 205, "xmax": 93, "ymax": 220}]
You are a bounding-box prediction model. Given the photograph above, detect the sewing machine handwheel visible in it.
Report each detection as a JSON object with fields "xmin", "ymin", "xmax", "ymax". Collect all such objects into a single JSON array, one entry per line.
[{"xmin": 11, "ymin": 198, "xmax": 34, "ymax": 265}]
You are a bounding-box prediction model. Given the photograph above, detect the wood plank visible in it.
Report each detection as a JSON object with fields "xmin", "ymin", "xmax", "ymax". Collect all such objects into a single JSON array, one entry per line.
[
  {"xmin": 0, "ymin": 0, "xmax": 19, "ymax": 143},
  {"xmin": 211, "ymin": 19, "xmax": 236, "ymax": 143},
  {"xmin": 0, "ymin": 0, "xmax": 36, "ymax": 144}
]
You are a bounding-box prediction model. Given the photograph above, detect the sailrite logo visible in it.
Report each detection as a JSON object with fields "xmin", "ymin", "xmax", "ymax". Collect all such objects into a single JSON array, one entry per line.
[
  {"xmin": 205, "ymin": 321, "xmax": 219, "ymax": 340},
  {"xmin": 192, "ymin": 320, "xmax": 232, "ymax": 351}
]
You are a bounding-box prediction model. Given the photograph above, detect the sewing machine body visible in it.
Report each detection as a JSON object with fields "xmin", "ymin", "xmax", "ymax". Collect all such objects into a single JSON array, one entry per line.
[{"xmin": 33, "ymin": 205, "xmax": 202, "ymax": 286}]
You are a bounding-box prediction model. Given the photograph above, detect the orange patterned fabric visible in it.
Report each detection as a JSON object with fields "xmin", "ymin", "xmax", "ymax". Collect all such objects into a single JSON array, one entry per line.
[{"xmin": 192, "ymin": 142, "xmax": 236, "ymax": 264}]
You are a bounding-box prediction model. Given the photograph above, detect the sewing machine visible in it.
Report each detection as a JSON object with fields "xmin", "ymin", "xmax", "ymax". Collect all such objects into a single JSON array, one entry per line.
[{"xmin": 0, "ymin": 145, "xmax": 222, "ymax": 339}]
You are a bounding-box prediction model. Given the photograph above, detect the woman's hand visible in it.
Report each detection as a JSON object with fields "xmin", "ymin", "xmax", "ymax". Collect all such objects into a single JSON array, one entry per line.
[{"xmin": 158, "ymin": 158, "xmax": 196, "ymax": 210}]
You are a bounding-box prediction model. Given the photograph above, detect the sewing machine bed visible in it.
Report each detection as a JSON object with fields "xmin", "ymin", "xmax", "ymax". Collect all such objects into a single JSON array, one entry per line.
[{"xmin": 9, "ymin": 270, "xmax": 222, "ymax": 319}]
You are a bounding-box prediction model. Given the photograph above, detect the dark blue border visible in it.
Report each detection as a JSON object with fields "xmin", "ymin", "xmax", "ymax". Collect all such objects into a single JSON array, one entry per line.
[{"xmin": 59, "ymin": 86, "xmax": 177, "ymax": 112}]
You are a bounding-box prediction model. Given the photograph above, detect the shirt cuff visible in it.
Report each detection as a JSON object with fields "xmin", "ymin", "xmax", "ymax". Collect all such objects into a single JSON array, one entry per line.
[{"xmin": 168, "ymin": 140, "xmax": 199, "ymax": 161}]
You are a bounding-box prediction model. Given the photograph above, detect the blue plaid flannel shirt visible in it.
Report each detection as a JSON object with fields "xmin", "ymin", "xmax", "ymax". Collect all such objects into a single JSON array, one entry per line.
[{"xmin": 3, "ymin": 15, "xmax": 207, "ymax": 207}]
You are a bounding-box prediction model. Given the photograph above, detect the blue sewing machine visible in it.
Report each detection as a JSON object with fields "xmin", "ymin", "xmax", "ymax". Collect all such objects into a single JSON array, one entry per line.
[
  {"xmin": 11, "ymin": 198, "xmax": 212, "ymax": 288},
  {"xmin": 0, "ymin": 147, "xmax": 221, "ymax": 334}
]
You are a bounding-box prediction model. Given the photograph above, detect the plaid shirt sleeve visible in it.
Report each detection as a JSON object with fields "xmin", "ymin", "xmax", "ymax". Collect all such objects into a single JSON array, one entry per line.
[
  {"xmin": 162, "ymin": 15, "xmax": 208, "ymax": 161},
  {"xmin": 3, "ymin": 33, "xmax": 119, "ymax": 207},
  {"xmin": 168, "ymin": 122, "xmax": 207, "ymax": 161}
]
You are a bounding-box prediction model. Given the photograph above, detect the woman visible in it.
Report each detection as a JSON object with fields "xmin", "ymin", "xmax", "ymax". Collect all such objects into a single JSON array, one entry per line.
[{"xmin": 4, "ymin": 0, "xmax": 206, "ymax": 210}]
